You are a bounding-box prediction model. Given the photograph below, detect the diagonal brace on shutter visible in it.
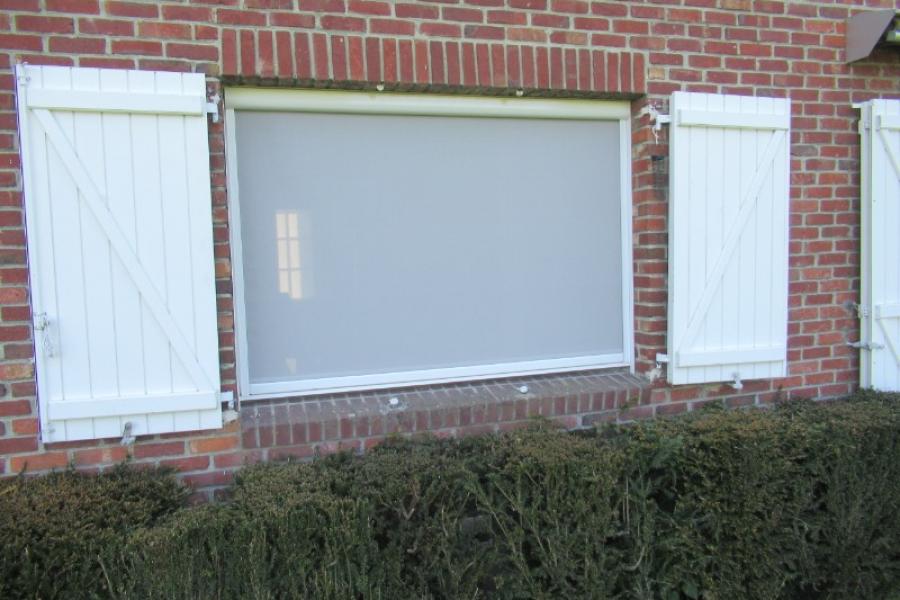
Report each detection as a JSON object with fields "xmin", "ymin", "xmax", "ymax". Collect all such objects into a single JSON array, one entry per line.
[
  {"xmin": 876, "ymin": 114, "xmax": 900, "ymax": 181},
  {"xmin": 876, "ymin": 304, "xmax": 900, "ymax": 367},
  {"xmin": 674, "ymin": 128, "xmax": 787, "ymax": 363},
  {"xmin": 32, "ymin": 108, "xmax": 215, "ymax": 393}
]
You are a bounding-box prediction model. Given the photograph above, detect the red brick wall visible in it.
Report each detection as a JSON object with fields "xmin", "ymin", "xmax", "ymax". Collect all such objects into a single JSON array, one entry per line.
[{"xmin": 0, "ymin": 0, "xmax": 898, "ymax": 497}]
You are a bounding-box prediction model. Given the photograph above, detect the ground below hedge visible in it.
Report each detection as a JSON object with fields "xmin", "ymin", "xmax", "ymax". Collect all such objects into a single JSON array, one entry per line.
[{"xmin": 2, "ymin": 391, "xmax": 900, "ymax": 599}]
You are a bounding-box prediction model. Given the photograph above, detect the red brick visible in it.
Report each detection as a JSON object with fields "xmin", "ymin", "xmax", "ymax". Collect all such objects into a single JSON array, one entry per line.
[
  {"xmin": 488, "ymin": 10, "xmax": 526, "ymax": 25},
  {"xmin": 73, "ymin": 446, "xmax": 128, "ymax": 466},
  {"xmin": 349, "ymin": 0, "xmax": 391, "ymax": 15},
  {"xmin": 133, "ymin": 441, "xmax": 185, "ymax": 459},
  {"xmin": 294, "ymin": 32, "xmax": 312, "ymax": 79},
  {"xmin": 46, "ymin": 0, "xmax": 99, "ymax": 14},
  {"xmin": 11, "ymin": 452, "xmax": 68, "ymax": 472},
  {"xmin": 396, "ymin": 3, "xmax": 439, "ymax": 19},
  {"xmin": 77, "ymin": 18, "xmax": 132, "ymax": 36},
  {"xmin": 139, "ymin": 22, "xmax": 192, "ymax": 39},
  {"xmin": 270, "ymin": 12, "xmax": 315, "ymax": 28},
  {"xmin": 298, "ymin": 0, "xmax": 344, "ymax": 10},
  {"xmin": 0, "ymin": 436, "xmax": 39, "ymax": 454},
  {"xmin": 222, "ymin": 28, "xmax": 238, "ymax": 75},
  {"xmin": 421, "ymin": 23, "xmax": 461, "ymax": 38},
  {"xmin": 217, "ymin": 10, "xmax": 267, "ymax": 27},
  {"xmin": 0, "ymin": 34, "xmax": 43, "ymax": 51},
  {"xmin": 464, "ymin": 25, "xmax": 504, "ymax": 40},
  {"xmin": 320, "ymin": 16, "xmax": 365, "ymax": 32},
  {"xmin": 275, "ymin": 30, "xmax": 293, "ymax": 77},
  {"xmin": 444, "ymin": 7, "xmax": 483, "ymax": 23},
  {"xmin": 161, "ymin": 456, "xmax": 210, "ymax": 472},
  {"xmin": 370, "ymin": 19, "xmax": 415, "ymax": 36},
  {"xmin": 15, "ymin": 15, "xmax": 74, "ymax": 33},
  {"xmin": 0, "ymin": 400, "xmax": 31, "ymax": 417},
  {"xmin": 105, "ymin": 1, "xmax": 157, "ymax": 17},
  {"xmin": 552, "ymin": 0, "xmax": 588, "ymax": 14},
  {"xmin": 190, "ymin": 436, "xmax": 238, "ymax": 454},
  {"xmin": 365, "ymin": 37, "xmax": 381, "ymax": 81},
  {"xmin": 111, "ymin": 40, "xmax": 161, "ymax": 56}
]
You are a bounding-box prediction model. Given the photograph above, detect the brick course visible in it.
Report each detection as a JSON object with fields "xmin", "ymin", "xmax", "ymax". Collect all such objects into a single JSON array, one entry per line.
[{"xmin": 0, "ymin": 0, "xmax": 898, "ymax": 497}]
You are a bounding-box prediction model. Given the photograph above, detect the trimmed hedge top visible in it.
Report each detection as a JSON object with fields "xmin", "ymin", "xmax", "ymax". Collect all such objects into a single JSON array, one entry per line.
[{"xmin": 3, "ymin": 392, "xmax": 900, "ymax": 599}]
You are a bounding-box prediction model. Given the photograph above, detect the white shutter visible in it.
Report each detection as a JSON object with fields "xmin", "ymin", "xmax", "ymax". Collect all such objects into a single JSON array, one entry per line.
[
  {"xmin": 15, "ymin": 65, "xmax": 222, "ymax": 442},
  {"xmin": 667, "ymin": 91, "xmax": 790, "ymax": 385},
  {"xmin": 860, "ymin": 99, "xmax": 900, "ymax": 391}
]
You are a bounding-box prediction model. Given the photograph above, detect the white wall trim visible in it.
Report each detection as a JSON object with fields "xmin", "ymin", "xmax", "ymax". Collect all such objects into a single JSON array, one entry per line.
[
  {"xmin": 225, "ymin": 87, "xmax": 632, "ymax": 120},
  {"xmin": 225, "ymin": 88, "xmax": 635, "ymax": 401},
  {"xmin": 250, "ymin": 354, "xmax": 629, "ymax": 399}
]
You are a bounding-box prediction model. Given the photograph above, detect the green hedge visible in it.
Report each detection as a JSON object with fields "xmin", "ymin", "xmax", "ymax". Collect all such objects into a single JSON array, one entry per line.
[
  {"xmin": 4, "ymin": 393, "xmax": 900, "ymax": 599},
  {"xmin": 0, "ymin": 465, "xmax": 188, "ymax": 600}
]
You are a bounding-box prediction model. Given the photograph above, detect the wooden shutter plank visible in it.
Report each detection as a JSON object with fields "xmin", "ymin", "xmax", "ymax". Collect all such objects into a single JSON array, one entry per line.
[
  {"xmin": 99, "ymin": 69, "xmax": 147, "ymax": 402},
  {"xmin": 26, "ymin": 89, "xmax": 205, "ymax": 115},
  {"xmin": 156, "ymin": 72, "xmax": 198, "ymax": 396},
  {"xmin": 876, "ymin": 303, "xmax": 900, "ymax": 319},
  {"xmin": 32, "ymin": 107, "xmax": 214, "ymax": 394},
  {"xmin": 879, "ymin": 114, "xmax": 900, "ymax": 130},
  {"xmin": 125, "ymin": 70, "xmax": 175, "ymax": 403},
  {"xmin": 677, "ymin": 346, "xmax": 785, "ymax": 368},
  {"xmin": 877, "ymin": 126, "xmax": 900, "ymax": 180},
  {"xmin": 719, "ymin": 93, "xmax": 744, "ymax": 382},
  {"xmin": 185, "ymin": 102, "xmax": 221, "ymax": 387},
  {"xmin": 49, "ymin": 391, "xmax": 217, "ymax": 420},
  {"xmin": 678, "ymin": 109, "xmax": 790, "ymax": 130}
]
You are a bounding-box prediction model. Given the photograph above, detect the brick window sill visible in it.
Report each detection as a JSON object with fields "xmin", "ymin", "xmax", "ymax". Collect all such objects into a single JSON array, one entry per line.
[{"xmin": 238, "ymin": 368, "xmax": 648, "ymax": 460}]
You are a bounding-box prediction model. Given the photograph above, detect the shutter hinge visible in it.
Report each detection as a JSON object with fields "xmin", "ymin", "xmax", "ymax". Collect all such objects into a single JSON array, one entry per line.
[
  {"xmin": 848, "ymin": 340, "xmax": 884, "ymax": 351},
  {"xmin": 33, "ymin": 312, "xmax": 56, "ymax": 357},
  {"xmin": 219, "ymin": 390, "xmax": 235, "ymax": 411},
  {"xmin": 855, "ymin": 303, "xmax": 870, "ymax": 318},
  {"xmin": 15, "ymin": 69, "xmax": 30, "ymax": 87},
  {"xmin": 205, "ymin": 93, "xmax": 220, "ymax": 123},
  {"xmin": 641, "ymin": 104, "xmax": 671, "ymax": 143}
]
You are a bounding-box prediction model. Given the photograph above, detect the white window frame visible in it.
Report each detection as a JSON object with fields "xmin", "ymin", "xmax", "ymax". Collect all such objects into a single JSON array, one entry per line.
[{"xmin": 224, "ymin": 88, "xmax": 635, "ymax": 400}]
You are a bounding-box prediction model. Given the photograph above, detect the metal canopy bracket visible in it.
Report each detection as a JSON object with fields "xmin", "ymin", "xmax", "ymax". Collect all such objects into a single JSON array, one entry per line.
[{"xmin": 846, "ymin": 9, "xmax": 899, "ymax": 63}]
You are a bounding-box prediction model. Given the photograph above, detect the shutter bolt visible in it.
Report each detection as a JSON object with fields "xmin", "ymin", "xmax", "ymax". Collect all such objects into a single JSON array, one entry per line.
[{"xmin": 120, "ymin": 422, "xmax": 135, "ymax": 447}]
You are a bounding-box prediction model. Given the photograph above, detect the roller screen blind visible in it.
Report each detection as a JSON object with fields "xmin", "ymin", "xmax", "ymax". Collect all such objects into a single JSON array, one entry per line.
[{"xmin": 232, "ymin": 109, "xmax": 624, "ymax": 392}]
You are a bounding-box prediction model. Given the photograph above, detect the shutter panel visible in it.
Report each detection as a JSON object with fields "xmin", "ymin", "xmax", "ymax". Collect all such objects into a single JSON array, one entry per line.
[
  {"xmin": 16, "ymin": 65, "xmax": 222, "ymax": 442},
  {"xmin": 860, "ymin": 99, "xmax": 900, "ymax": 390},
  {"xmin": 667, "ymin": 92, "xmax": 790, "ymax": 385}
]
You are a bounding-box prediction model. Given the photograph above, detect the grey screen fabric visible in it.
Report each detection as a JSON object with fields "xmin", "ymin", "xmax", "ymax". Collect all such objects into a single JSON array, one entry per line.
[{"xmin": 233, "ymin": 110, "xmax": 624, "ymax": 385}]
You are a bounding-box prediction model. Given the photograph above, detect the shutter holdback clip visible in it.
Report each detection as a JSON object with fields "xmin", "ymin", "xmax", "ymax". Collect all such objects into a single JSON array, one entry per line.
[
  {"xmin": 640, "ymin": 103, "xmax": 671, "ymax": 143},
  {"xmin": 205, "ymin": 93, "xmax": 220, "ymax": 123}
]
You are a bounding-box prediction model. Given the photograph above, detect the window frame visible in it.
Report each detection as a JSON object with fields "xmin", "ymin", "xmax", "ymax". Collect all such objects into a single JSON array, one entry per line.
[{"xmin": 224, "ymin": 88, "xmax": 635, "ymax": 400}]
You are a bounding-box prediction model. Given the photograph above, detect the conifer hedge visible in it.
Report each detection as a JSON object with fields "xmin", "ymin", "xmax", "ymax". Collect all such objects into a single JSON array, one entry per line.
[{"xmin": 3, "ymin": 392, "xmax": 900, "ymax": 599}]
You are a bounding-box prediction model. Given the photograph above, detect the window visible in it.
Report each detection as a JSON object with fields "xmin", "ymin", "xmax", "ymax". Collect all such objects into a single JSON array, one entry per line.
[{"xmin": 225, "ymin": 89, "xmax": 633, "ymax": 398}]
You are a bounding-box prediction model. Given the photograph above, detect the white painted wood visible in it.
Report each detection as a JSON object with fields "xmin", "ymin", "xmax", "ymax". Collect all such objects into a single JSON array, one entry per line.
[
  {"xmin": 676, "ymin": 346, "xmax": 785, "ymax": 368},
  {"xmin": 860, "ymin": 99, "xmax": 900, "ymax": 391},
  {"xmin": 667, "ymin": 91, "xmax": 790, "ymax": 385},
  {"xmin": 15, "ymin": 65, "xmax": 222, "ymax": 442},
  {"xmin": 249, "ymin": 353, "xmax": 629, "ymax": 398},
  {"xmin": 876, "ymin": 303, "xmax": 900, "ymax": 319},
  {"xmin": 879, "ymin": 114, "xmax": 900, "ymax": 130},
  {"xmin": 26, "ymin": 89, "xmax": 205, "ymax": 115},
  {"xmin": 49, "ymin": 392, "xmax": 218, "ymax": 420},
  {"xmin": 678, "ymin": 109, "xmax": 789, "ymax": 131},
  {"xmin": 225, "ymin": 87, "xmax": 631, "ymax": 120},
  {"xmin": 225, "ymin": 88, "xmax": 635, "ymax": 401},
  {"xmin": 223, "ymin": 108, "xmax": 253, "ymax": 401}
]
